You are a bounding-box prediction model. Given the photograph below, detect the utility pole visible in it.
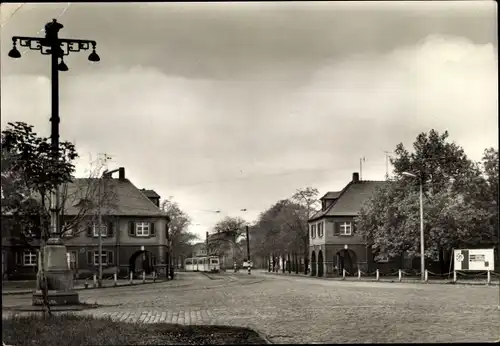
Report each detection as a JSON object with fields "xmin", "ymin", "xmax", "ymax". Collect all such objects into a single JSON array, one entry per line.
[
  {"xmin": 419, "ymin": 179, "xmax": 425, "ymax": 282},
  {"xmin": 97, "ymin": 153, "xmax": 111, "ymax": 288},
  {"xmin": 206, "ymin": 231, "xmax": 209, "ymax": 255},
  {"xmin": 8, "ymin": 19, "xmax": 100, "ymax": 305},
  {"xmin": 384, "ymin": 151, "xmax": 391, "ymax": 180},
  {"xmin": 246, "ymin": 225, "xmax": 251, "ymax": 275}
]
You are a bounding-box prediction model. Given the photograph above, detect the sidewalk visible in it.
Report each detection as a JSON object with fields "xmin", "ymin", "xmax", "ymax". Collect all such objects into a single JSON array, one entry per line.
[
  {"xmin": 259, "ymin": 271, "xmax": 500, "ymax": 286},
  {"xmin": 2, "ymin": 278, "xmax": 170, "ymax": 296}
]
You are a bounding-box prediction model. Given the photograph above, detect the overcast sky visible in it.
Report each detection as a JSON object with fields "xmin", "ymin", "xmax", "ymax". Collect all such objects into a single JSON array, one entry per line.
[{"xmin": 1, "ymin": 1, "xmax": 497, "ymax": 242}]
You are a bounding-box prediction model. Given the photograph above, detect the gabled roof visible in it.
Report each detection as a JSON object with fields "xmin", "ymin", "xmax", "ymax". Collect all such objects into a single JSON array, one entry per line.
[
  {"xmin": 310, "ymin": 180, "xmax": 386, "ymax": 221},
  {"xmin": 320, "ymin": 191, "xmax": 341, "ymax": 200},
  {"xmin": 63, "ymin": 178, "xmax": 167, "ymax": 217},
  {"xmin": 141, "ymin": 189, "xmax": 161, "ymax": 199}
]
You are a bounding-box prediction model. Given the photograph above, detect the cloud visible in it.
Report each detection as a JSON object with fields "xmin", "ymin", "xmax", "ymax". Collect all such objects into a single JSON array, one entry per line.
[{"xmin": 1, "ymin": 2, "xmax": 497, "ymax": 241}]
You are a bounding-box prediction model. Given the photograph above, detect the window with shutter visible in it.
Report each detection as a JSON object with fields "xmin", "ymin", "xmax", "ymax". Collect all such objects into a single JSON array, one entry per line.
[
  {"xmin": 86, "ymin": 225, "xmax": 93, "ymax": 237},
  {"xmin": 333, "ymin": 222, "xmax": 340, "ymax": 236},
  {"xmin": 135, "ymin": 222, "xmax": 150, "ymax": 236},
  {"xmin": 150, "ymin": 222, "xmax": 156, "ymax": 236},
  {"xmin": 128, "ymin": 222, "xmax": 135, "ymax": 237},
  {"xmin": 108, "ymin": 250, "xmax": 114, "ymax": 265},
  {"xmin": 108, "ymin": 222, "xmax": 114, "ymax": 237},
  {"xmin": 15, "ymin": 251, "xmax": 20, "ymax": 265},
  {"xmin": 87, "ymin": 251, "xmax": 93, "ymax": 265}
]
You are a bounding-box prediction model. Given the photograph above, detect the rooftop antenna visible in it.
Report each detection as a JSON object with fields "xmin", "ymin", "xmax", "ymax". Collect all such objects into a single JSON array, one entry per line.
[{"xmin": 360, "ymin": 157, "xmax": 366, "ymax": 181}]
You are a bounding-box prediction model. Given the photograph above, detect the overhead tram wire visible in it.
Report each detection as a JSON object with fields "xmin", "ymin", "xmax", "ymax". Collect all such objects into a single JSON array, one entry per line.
[
  {"xmin": 1, "ymin": 3, "xmax": 25, "ymax": 28},
  {"xmin": 169, "ymin": 154, "xmax": 465, "ymax": 190}
]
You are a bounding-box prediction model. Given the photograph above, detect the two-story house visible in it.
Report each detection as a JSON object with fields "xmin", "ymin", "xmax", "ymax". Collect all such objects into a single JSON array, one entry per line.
[
  {"xmin": 2, "ymin": 167, "xmax": 170, "ymax": 280},
  {"xmin": 308, "ymin": 172, "xmax": 386, "ymax": 277}
]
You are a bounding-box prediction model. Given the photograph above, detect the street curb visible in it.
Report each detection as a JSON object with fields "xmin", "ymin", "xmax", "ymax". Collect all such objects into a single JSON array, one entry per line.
[
  {"xmin": 260, "ymin": 272, "xmax": 500, "ymax": 286},
  {"xmin": 254, "ymin": 329, "xmax": 274, "ymax": 344},
  {"xmin": 2, "ymin": 279, "xmax": 171, "ymax": 296},
  {"xmin": 245, "ymin": 323, "xmax": 273, "ymax": 344}
]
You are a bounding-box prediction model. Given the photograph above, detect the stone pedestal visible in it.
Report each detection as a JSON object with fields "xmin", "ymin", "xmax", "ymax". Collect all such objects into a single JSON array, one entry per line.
[{"xmin": 32, "ymin": 237, "xmax": 79, "ymax": 306}]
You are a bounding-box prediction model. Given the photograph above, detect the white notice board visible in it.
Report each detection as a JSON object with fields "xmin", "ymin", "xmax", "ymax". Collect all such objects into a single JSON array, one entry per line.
[{"xmin": 454, "ymin": 249, "xmax": 495, "ymax": 271}]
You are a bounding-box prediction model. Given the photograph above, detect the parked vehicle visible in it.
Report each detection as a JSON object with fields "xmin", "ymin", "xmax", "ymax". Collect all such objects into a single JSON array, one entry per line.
[{"xmin": 242, "ymin": 260, "xmax": 253, "ymax": 269}]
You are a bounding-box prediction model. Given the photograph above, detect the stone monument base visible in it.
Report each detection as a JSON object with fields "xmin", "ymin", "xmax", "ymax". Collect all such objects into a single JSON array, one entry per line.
[{"xmin": 32, "ymin": 290, "xmax": 80, "ymax": 306}]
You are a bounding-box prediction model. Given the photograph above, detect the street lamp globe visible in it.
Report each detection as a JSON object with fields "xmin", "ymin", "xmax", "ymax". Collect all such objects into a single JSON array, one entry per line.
[
  {"xmin": 8, "ymin": 46, "xmax": 21, "ymax": 58},
  {"xmin": 58, "ymin": 59, "xmax": 69, "ymax": 71},
  {"xmin": 88, "ymin": 50, "xmax": 100, "ymax": 62}
]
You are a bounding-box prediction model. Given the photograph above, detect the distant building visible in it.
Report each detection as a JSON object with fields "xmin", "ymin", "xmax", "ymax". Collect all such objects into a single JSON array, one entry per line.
[
  {"xmin": 1, "ymin": 167, "xmax": 170, "ymax": 280},
  {"xmin": 207, "ymin": 231, "xmax": 237, "ymax": 270},
  {"xmin": 308, "ymin": 172, "xmax": 386, "ymax": 277},
  {"xmin": 191, "ymin": 242, "xmax": 208, "ymax": 257}
]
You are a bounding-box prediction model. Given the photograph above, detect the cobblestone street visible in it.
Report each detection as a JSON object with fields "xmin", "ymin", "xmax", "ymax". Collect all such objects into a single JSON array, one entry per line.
[{"xmin": 3, "ymin": 271, "xmax": 499, "ymax": 343}]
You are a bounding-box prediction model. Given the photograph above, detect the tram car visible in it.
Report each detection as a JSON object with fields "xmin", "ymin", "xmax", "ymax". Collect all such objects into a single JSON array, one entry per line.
[{"xmin": 184, "ymin": 256, "xmax": 220, "ymax": 273}]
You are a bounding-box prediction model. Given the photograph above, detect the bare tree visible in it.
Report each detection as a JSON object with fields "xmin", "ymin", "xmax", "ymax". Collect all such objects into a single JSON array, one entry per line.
[
  {"xmin": 211, "ymin": 216, "xmax": 247, "ymax": 269},
  {"xmin": 290, "ymin": 187, "xmax": 320, "ymax": 274},
  {"xmin": 58, "ymin": 158, "xmax": 119, "ymax": 239}
]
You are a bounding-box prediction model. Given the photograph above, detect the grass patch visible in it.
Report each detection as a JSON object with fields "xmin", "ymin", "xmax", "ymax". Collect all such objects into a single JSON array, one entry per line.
[{"xmin": 2, "ymin": 314, "xmax": 267, "ymax": 345}]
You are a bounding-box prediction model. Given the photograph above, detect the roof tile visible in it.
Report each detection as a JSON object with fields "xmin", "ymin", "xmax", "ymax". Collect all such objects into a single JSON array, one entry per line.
[
  {"xmin": 63, "ymin": 178, "xmax": 166, "ymax": 217},
  {"xmin": 310, "ymin": 180, "xmax": 386, "ymax": 220}
]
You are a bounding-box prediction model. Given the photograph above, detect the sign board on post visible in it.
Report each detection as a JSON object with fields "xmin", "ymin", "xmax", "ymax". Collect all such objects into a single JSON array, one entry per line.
[{"xmin": 454, "ymin": 249, "xmax": 495, "ymax": 271}]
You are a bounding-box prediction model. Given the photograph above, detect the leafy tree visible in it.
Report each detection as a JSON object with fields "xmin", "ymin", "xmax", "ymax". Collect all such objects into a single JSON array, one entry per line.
[
  {"xmin": 250, "ymin": 187, "xmax": 319, "ymax": 274},
  {"xmin": 1, "ymin": 121, "xmax": 79, "ymax": 315},
  {"xmin": 357, "ymin": 129, "xmax": 498, "ymax": 273},
  {"xmin": 392, "ymin": 129, "xmax": 476, "ymax": 196},
  {"xmin": 160, "ymin": 199, "xmax": 196, "ymax": 269}
]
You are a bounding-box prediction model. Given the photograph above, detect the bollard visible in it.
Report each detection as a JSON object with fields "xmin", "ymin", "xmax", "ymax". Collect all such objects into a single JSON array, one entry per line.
[
  {"xmin": 342, "ymin": 269, "xmax": 346, "ymax": 280},
  {"xmin": 487, "ymin": 270, "xmax": 491, "ymax": 285},
  {"xmin": 153, "ymin": 271, "xmax": 156, "ymax": 283},
  {"xmin": 424, "ymin": 269, "xmax": 428, "ymax": 283},
  {"xmin": 93, "ymin": 274, "xmax": 97, "ymax": 288},
  {"xmin": 142, "ymin": 271, "xmax": 146, "ymax": 284},
  {"xmin": 358, "ymin": 269, "xmax": 361, "ymax": 280},
  {"xmin": 113, "ymin": 273, "xmax": 117, "ymax": 287},
  {"xmin": 375, "ymin": 269, "xmax": 380, "ymax": 281},
  {"xmin": 129, "ymin": 271, "xmax": 133, "ymax": 284},
  {"xmin": 453, "ymin": 270, "xmax": 457, "ymax": 283},
  {"xmin": 248, "ymin": 267, "xmax": 251, "ymax": 275},
  {"xmin": 84, "ymin": 279, "xmax": 89, "ymax": 289},
  {"xmin": 398, "ymin": 269, "xmax": 402, "ymax": 282}
]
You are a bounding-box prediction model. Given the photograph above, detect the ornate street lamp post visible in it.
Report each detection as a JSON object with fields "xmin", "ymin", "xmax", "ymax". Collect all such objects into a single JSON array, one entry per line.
[{"xmin": 8, "ymin": 19, "xmax": 100, "ymax": 306}]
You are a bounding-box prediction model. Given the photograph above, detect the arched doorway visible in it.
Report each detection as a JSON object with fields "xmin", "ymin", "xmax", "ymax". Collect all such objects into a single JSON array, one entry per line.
[
  {"xmin": 311, "ymin": 251, "xmax": 317, "ymax": 276},
  {"xmin": 318, "ymin": 250, "xmax": 324, "ymax": 277},
  {"xmin": 335, "ymin": 249, "xmax": 357, "ymax": 276},
  {"xmin": 129, "ymin": 250, "xmax": 156, "ymax": 276}
]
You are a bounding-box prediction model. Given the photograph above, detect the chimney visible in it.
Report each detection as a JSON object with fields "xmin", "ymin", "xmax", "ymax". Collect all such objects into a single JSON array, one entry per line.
[
  {"xmin": 118, "ymin": 167, "xmax": 125, "ymax": 180},
  {"xmin": 352, "ymin": 172, "xmax": 360, "ymax": 183}
]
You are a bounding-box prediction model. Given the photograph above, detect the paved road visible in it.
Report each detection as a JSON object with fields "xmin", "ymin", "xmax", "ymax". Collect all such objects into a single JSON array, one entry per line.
[{"xmin": 3, "ymin": 271, "xmax": 499, "ymax": 343}]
